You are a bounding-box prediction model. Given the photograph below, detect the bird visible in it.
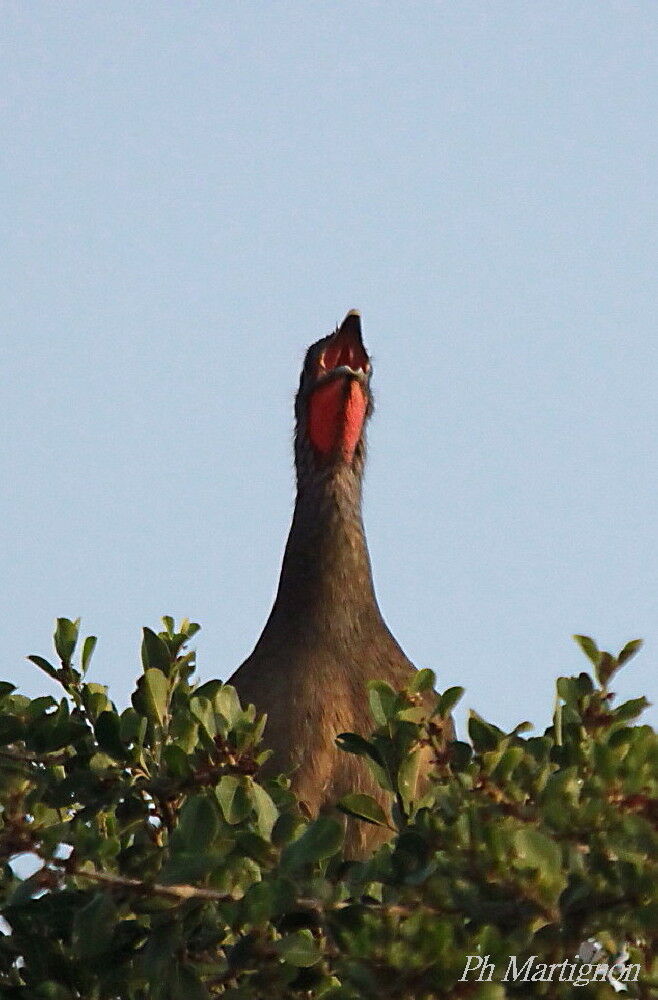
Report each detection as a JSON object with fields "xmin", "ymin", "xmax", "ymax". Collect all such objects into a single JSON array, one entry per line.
[{"xmin": 230, "ymin": 311, "xmax": 441, "ymax": 856}]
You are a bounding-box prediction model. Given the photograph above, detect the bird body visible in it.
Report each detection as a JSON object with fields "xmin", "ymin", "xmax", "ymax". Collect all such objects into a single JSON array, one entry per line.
[{"xmin": 230, "ymin": 312, "xmax": 432, "ymax": 854}]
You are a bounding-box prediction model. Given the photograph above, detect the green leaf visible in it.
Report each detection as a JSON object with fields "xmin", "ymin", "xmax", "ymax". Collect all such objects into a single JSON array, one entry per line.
[
  {"xmin": 468, "ymin": 712, "xmax": 502, "ymax": 752},
  {"xmin": 614, "ymin": 696, "xmax": 649, "ymax": 722},
  {"xmin": 167, "ymin": 962, "xmax": 208, "ymax": 1000},
  {"xmin": 141, "ymin": 627, "xmax": 172, "ymax": 675},
  {"xmin": 27, "ymin": 654, "xmax": 60, "ymax": 681},
  {"xmin": 141, "ymin": 922, "xmax": 180, "ymax": 979},
  {"xmin": 160, "ymin": 852, "xmax": 218, "ymax": 886},
  {"xmin": 26, "ymin": 695, "xmax": 58, "ymax": 719},
  {"xmin": 120, "ymin": 706, "xmax": 145, "ymax": 746},
  {"xmin": 189, "ymin": 695, "xmax": 216, "ymax": 738},
  {"xmin": 82, "ymin": 682, "xmax": 111, "ymax": 719},
  {"xmin": 0, "ymin": 714, "xmax": 24, "ymax": 745},
  {"xmin": 595, "ymin": 651, "xmax": 617, "ymax": 688},
  {"xmin": 617, "ymin": 638, "xmax": 643, "ymax": 666},
  {"xmin": 556, "ymin": 676, "xmax": 580, "ymax": 707},
  {"xmin": 397, "ymin": 705, "xmax": 428, "ymax": 724},
  {"xmin": 471, "ymin": 986, "xmax": 507, "ymax": 1000},
  {"xmin": 572, "ymin": 634, "xmax": 600, "ymax": 665},
  {"xmin": 368, "ymin": 680, "xmax": 397, "ymax": 725},
  {"xmin": 576, "ymin": 671, "xmax": 594, "ymax": 695},
  {"xmin": 449, "ymin": 740, "xmax": 473, "ymax": 769},
  {"xmin": 438, "ymin": 685, "xmax": 465, "ymax": 717},
  {"xmin": 216, "ymin": 774, "xmax": 252, "ymax": 825},
  {"xmin": 492, "ymin": 745, "xmax": 524, "ymax": 781},
  {"xmin": 511, "ymin": 720, "xmax": 533, "ymax": 736},
  {"xmin": 170, "ymin": 963, "xmax": 207, "ymax": 1000},
  {"xmin": 89, "ymin": 751, "xmax": 117, "ymax": 773},
  {"xmin": 72, "ymin": 892, "xmax": 117, "ymax": 958},
  {"xmin": 176, "ymin": 795, "xmax": 219, "ymax": 853},
  {"xmin": 162, "ymin": 744, "xmax": 193, "ymax": 779},
  {"xmin": 169, "ymin": 711, "xmax": 198, "ymax": 754},
  {"xmin": 181, "ymin": 619, "xmax": 201, "ymax": 638},
  {"xmin": 338, "ymin": 792, "xmax": 389, "ymax": 827},
  {"xmin": 409, "ymin": 667, "xmax": 435, "ymax": 694},
  {"xmin": 247, "ymin": 779, "xmax": 278, "ymax": 838},
  {"xmin": 236, "ymin": 831, "xmax": 278, "ymax": 867},
  {"xmin": 193, "ymin": 679, "xmax": 224, "ymax": 702},
  {"xmin": 397, "ymin": 746, "xmax": 422, "ymax": 810},
  {"xmin": 271, "ymin": 811, "xmax": 304, "ymax": 848},
  {"xmin": 133, "ymin": 668, "xmax": 169, "ymax": 726},
  {"xmin": 274, "ymin": 929, "xmax": 321, "ymax": 967},
  {"xmin": 0, "ymin": 682, "xmax": 16, "ymax": 702},
  {"xmin": 23, "ymin": 983, "xmax": 71, "ymax": 1000},
  {"xmin": 335, "ymin": 732, "xmax": 384, "ymax": 766},
  {"xmin": 94, "ymin": 711, "xmax": 126, "ymax": 760},
  {"xmin": 26, "ymin": 698, "xmax": 85, "ymax": 753},
  {"xmin": 215, "ymin": 683, "xmax": 243, "ymax": 727},
  {"xmin": 281, "ymin": 815, "xmax": 344, "ymax": 870},
  {"xmin": 512, "ymin": 828, "xmax": 563, "ymax": 888},
  {"xmin": 81, "ymin": 635, "xmax": 97, "ymax": 675},
  {"xmin": 54, "ymin": 617, "xmax": 80, "ymax": 666}
]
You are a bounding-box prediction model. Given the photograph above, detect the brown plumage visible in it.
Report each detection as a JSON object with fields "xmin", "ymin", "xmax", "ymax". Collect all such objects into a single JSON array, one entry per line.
[{"xmin": 230, "ymin": 311, "xmax": 439, "ymax": 855}]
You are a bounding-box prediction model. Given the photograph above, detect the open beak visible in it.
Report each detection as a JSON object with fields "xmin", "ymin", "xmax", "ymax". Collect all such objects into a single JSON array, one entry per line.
[
  {"xmin": 306, "ymin": 311, "xmax": 371, "ymax": 462},
  {"xmin": 317, "ymin": 310, "xmax": 370, "ymax": 384}
]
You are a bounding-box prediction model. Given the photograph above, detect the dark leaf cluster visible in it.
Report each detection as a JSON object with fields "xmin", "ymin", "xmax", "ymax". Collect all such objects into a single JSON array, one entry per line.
[{"xmin": 0, "ymin": 622, "xmax": 656, "ymax": 998}]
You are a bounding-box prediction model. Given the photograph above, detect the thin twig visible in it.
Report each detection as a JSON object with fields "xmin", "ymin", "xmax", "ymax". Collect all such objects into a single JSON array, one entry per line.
[
  {"xmin": 66, "ymin": 864, "xmax": 235, "ymax": 903},
  {"xmin": 0, "ymin": 747, "xmax": 73, "ymax": 766}
]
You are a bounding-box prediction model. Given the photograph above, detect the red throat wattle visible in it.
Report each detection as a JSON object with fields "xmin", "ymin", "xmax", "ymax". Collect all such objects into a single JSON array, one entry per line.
[{"xmin": 308, "ymin": 378, "xmax": 367, "ymax": 461}]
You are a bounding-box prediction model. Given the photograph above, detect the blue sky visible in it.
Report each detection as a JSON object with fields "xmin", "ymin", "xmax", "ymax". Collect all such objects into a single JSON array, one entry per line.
[{"xmin": 2, "ymin": 2, "xmax": 657, "ymax": 736}]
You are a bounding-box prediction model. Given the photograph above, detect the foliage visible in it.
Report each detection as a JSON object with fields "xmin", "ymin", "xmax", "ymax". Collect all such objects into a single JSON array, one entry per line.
[{"xmin": 0, "ymin": 619, "xmax": 657, "ymax": 999}]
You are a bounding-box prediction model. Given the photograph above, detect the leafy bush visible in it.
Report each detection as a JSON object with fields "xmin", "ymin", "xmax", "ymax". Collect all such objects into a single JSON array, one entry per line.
[{"xmin": 0, "ymin": 619, "xmax": 656, "ymax": 998}]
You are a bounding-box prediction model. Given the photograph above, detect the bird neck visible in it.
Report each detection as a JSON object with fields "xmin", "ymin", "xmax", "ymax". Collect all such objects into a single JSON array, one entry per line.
[{"xmin": 266, "ymin": 466, "xmax": 380, "ymax": 634}]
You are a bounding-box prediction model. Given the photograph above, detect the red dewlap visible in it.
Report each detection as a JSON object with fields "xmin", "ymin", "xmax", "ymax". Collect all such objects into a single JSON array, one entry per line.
[{"xmin": 308, "ymin": 378, "xmax": 367, "ymax": 461}]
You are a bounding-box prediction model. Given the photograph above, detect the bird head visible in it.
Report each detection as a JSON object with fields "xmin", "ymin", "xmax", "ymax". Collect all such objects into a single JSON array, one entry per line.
[{"xmin": 295, "ymin": 311, "xmax": 373, "ymax": 480}]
